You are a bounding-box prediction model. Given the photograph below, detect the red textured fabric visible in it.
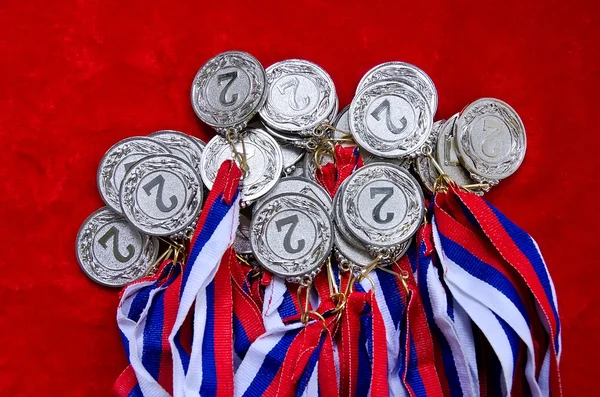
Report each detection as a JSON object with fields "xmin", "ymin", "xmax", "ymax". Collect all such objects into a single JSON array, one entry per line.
[{"xmin": 0, "ymin": 1, "xmax": 597, "ymax": 395}]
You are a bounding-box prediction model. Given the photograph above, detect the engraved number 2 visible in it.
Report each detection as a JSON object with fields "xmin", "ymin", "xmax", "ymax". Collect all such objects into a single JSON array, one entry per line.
[
  {"xmin": 370, "ymin": 187, "xmax": 394, "ymax": 224},
  {"xmin": 370, "ymin": 99, "xmax": 408, "ymax": 134},
  {"xmin": 98, "ymin": 226, "xmax": 135, "ymax": 263},
  {"xmin": 278, "ymin": 77, "xmax": 310, "ymax": 111},
  {"xmin": 143, "ymin": 175, "xmax": 178, "ymax": 212},
  {"xmin": 481, "ymin": 119, "xmax": 503, "ymax": 158},
  {"xmin": 276, "ymin": 214, "xmax": 305, "ymax": 254},
  {"xmin": 217, "ymin": 71, "xmax": 239, "ymax": 106}
]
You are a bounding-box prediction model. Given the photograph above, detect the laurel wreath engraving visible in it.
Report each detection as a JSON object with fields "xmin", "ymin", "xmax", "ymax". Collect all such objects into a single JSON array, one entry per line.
[
  {"xmin": 251, "ymin": 194, "xmax": 332, "ymax": 278},
  {"xmin": 77, "ymin": 209, "xmax": 158, "ymax": 286}
]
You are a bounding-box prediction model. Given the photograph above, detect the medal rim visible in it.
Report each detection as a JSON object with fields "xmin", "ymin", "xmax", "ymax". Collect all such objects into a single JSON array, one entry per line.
[
  {"xmin": 340, "ymin": 162, "xmax": 424, "ymax": 248},
  {"xmin": 455, "ymin": 97, "xmax": 526, "ymax": 181},
  {"xmin": 250, "ymin": 192, "xmax": 333, "ymax": 278},
  {"xmin": 259, "ymin": 59, "xmax": 337, "ymax": 133},
  {"xmin": 191, "ymin": 50, "xmax": 267, "ymax": 129},
  {"xmin": 75, "ymin": 207, "xmax": 159, "ymax": 287}
]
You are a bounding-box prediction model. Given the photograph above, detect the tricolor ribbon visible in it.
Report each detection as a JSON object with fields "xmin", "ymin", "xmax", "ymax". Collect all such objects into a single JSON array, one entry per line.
[
  {"xmin": 431, "ymin": 185, "xmax": 561, "ymax": 396},
  {"xmin": 168, "ymin": 160, "xmax": 241, "ymax": 397},
  {"xmin": 114, "ymin": 259, "xmax": 183, "ymax": 397}
]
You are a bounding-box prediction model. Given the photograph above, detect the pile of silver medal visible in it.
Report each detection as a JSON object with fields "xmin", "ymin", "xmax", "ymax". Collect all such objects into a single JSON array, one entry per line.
[{"xmin": 76, "ymin": 51, "xmax": 526, "ymax": 289}]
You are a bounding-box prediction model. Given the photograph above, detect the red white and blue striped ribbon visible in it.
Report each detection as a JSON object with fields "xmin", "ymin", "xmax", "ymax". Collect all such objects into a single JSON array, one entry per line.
[
  {"xmin": 414, "ymin": 223, "xmax": 479, "ymax": 397},
  {"xmin": 231, "ymin": 255, "xmax": 267, "ymax": 370},
  {"xmin": 396, "ymin": 253, "xmax": 445, "ymax": 397},
  {"xmin": 168, "ymin": 160, "xmax": 242, "ymax": 397},
  {"xmin": 114, "ymin": 259, "xmax": 183, "ymax": 397},
  {"xmin": 431, "ymin": 187, "xmax": 561, "ymax": 396}
]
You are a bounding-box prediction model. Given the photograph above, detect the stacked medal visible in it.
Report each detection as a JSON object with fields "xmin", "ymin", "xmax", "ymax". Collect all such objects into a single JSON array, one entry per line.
[{"xmin": 76, "ymin": 51, "xmax": 560, "ymax": 397}]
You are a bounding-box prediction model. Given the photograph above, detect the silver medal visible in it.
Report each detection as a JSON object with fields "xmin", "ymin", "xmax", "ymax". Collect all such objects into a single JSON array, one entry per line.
[
  {"xmin": 350, "ymin": 81, "xmax": 433, "ymax": 158},
  {"xmin": 340, "ymin": 163, "xmax": 424, "ymax": 249},
  {"xmin": 200, "ymin": 128, "xmax": 283, "ymax": 202},
  {"xmin": 97, "ymin": 137, "xmax": 171, "ymax": 214},
  {"xmin": 191, "ymin": 51, "xmax": 267, "ymax": 133},
  {"xmin": 356, "ymin": 61, "xmax": 438, "ymax": 115},
  {"xmin": 251, "ymin": 192, "xmax": 333, "ymax": 282},
  {"xmin": 76, "ymin": 207, "xmax": 159, "ymax": 287},
  {"xmin": 260, "ymin": 59, "xmax": 337, "ymax": 135},
  {"xmin": 455, "ymin": 98, "xmax": 526, "ymax": 182},
  {"xmin": 120, "ymin": 155, "xmax": 203, "ymax": 236},
  {"xmin": 435, "ymin": 114, "xmax": 482, "ymax": 191},
  {"xmin": 253, "ymin": 176, "xmax": 332, "ymax": 215},
  {"xmin": 415, "ymin": 119, "xmax": 445, "ymax": 192},
  {"xmin": 149, "ymin": 130, "xmax": 206, "ymax": 177}
]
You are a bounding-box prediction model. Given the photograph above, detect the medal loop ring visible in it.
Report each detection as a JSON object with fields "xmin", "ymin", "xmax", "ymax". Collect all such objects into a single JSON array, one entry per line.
[
  {"xmin": 225, "ymin": 130, "xmax": 250, "ymax": 179},
  {"xmin": 313, "ymin": 140, "xmax": 336, "ymax": 171}
]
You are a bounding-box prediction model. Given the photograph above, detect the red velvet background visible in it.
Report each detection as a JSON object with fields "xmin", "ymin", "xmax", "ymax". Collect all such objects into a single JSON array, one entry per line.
[{"xmin": 0, "ymin": 0, "xmax": 598, "ymax": 395}]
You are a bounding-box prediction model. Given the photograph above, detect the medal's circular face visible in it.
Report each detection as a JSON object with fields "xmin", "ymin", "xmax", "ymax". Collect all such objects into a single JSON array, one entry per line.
[
  {"xmin": 456, "ymin": 98, "xmax": 526, "ymax": 181},
  {"xmin": 340, "ymin": 163, "xmax": 424, "ymax": 248},
  {"xmin": 191, "ymin": 51, "xmax": 267, "ymax": 129},
  {"xmin": 415, "ymin": 119, "xmax": 445, "ymax": 192},
  {"xmin": 76, "ymin": 207, "xmax": 159, "ymax": 287},
  {"xmin": 350, "ymin": 81, "xmax": 433, "ymax": 158},
  {"xmin": 120, "ymin": 155, "xmax": 203, "ymax": 236},
  {"xmin": 251, "ymin": 193, "xmax": 333, "ymax": 279},
  {"xmin": 253, "ymin": 176, "xmax": 332, "ymax": 215},
  {"xmin": 260, "ymin": 59, "xmax": 337, "ymax": 134},
  {"xmin": 435, "ymin": 114, "xmax": 478, "ymax": 188},
  {"xmin": 356, "ymin": 61, "xmax": 438, "ymax": 115},
  {"xmin": 149, "ymin": 130, "xmax": 206, "ymax": 177},
  {"xmin": 97, "ymin": 137, "xmax": 171, "ymax": 214},
  {"xmin": 200, "ymin": 129, "xmax": 283, "ymax": 202}
]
